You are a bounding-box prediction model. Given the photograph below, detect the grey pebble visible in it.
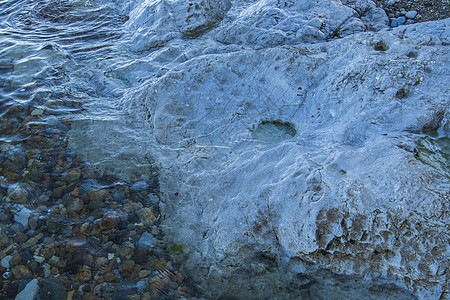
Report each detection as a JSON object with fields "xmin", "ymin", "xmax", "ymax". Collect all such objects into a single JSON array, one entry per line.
[
  {"xmin": 391, "ymin": 19, "xmax": 398, "ymax": 27},
  {"xmin": 14, "ymin": 207, "xmax": 32, "ymax": 229},
  {"xmin": 137, "ymin": 231, "xmax": 157, "ymax": 250},
  {"xmin": 39, "ymin": 276, "xmax": 67, "ymax": 300},
  {"xmin": 405, "ymin": 10, "xmax": 418, "ymax": 19},
  {"xmin": 1, "ymin": 255, "xmax": 12, "ymax": 268},
  {"xmin": 15, "ymin": 278, "xmax": 39, "ymax": 300},
  {"xmin": 131, "ymin": 181, "xmax": 149, "ymax": 193},
  {"xmin": 396, "ymin": 16, "xmax": 406, "ymax": 25}
]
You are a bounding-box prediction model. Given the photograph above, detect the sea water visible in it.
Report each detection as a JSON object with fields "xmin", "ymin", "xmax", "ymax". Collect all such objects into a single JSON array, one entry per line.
[{"xmin": 0, "ymin": 0, "xmax": 194, "ymax": 298}]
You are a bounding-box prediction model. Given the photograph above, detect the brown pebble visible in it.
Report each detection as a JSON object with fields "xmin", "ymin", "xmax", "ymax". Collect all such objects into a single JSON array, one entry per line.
[
  {"xmin": 10, "ymin": 251, "xmax": 21, "ymax": 266},
  {"xmin": 56, "ymin": 259, "xmax": 67, "ymax": 268},
  {"xmin": 52, "ymin": 186, "xmax": 65, "ymax": 198},
  {"xmin": 13, "ymin": 233, "xmax": 27, "ymax": 244},
  {"xmin": 76, "ymin": 266, "xmax": 92, "ymax": 282},
  {"xmin": 51, "ymin": 266, "xmax": 59, "ymax": 275},
  {"xmin": 80, "ymin": 222, "xmax": 91, "ymax": 235},
  {"xmin": 23, "ymin": 233, "xmax": 43, "ymax": 248},
  {"xmin": 95, "ymin": 257, "xmax": 108, "ymax": 267},
  {"xmin": 67, "ymin": 210, "xmax": 80, "ymax": 219},
  {"xmin": 175, "ymin": 271, "xmax": 184, "ymax": 282},
  {"xmin": 68, "ymin": 169, "xmax": 81, "ymax": 181},
  {"xmin": 138, "ymin": 269, "xmax": 151, "ymax": 278},
  {"xmin": 82, "ymin": 293, "xmax": 100, "ymax": 300},
  {"xmin": 131, "ymin": 264, "xmax": 142, "ymax": 280},
  {"xmin": 139, "ymin": 207, "xmax": 156, "ymax": 225},
  {"xmin": 118, "ymin": 260, "xmax": 135, "ymax": 277},
  {"xmin": 0, "ymin": 244, "xmax": 16, "ymax": 259},
  {"xmin": 9, "ymin": 186, "xmax": 29, "ymax": 203},
  {"xmin": 70, "ymin": 187, "xmax": 79, "ymax": 197},
  {"xmin": 55, "ymin": 180, "xmax": 66, "ymax": 186},
  {"xmin": 41, "ymin": 245, "xmax": 56, "ymax": 259},
  {"xmin": 101, "ymin": 212, "xmax": 120, "ymax": 230},
  {"xmin": 88, "ymin": 189, "xmax": 109, "ymax": 202},
  {"xmin": 103, "ymin": 272, "xmax": 120, "ymax": 282},
  {"xmin": 11, "ymin": 265, "xmax": 32, "ymax": 279}
]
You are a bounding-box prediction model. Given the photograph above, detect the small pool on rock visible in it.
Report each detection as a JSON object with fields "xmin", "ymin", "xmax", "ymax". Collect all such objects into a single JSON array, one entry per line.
[{"xmin": 251, "ymin": 120, "xmax": 296, "ymax": 144}]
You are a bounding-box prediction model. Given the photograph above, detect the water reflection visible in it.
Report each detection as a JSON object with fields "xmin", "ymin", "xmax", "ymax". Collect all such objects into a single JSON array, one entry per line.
[{"xmin": 0, "ymin": 0, "xmax": 196, "ymax": 298}]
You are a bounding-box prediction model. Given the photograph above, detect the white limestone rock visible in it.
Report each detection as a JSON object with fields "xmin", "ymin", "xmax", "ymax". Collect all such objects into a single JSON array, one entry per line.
[
  {"xmin": 214, "ymin": 0, "xmax": 388, "ymax": 48},
  {"xmin": 66, "ymin": 0, "xmax": 450, "ymax": 298},
  {"xmin": 125, "ymin": 0, "xmax": 231, "ymax": 51},
  {"xmin": 122, "ymin": 18, "xmax": 449, "ymax": 299}
]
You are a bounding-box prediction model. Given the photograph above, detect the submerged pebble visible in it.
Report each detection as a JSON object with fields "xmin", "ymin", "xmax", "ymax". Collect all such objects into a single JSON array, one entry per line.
[
  {"xmin": 405, "ymin": 10, "xmax": 418, "ymax": 19},
  {"xmin": 0, "ymin": 91, "xmax": 195, "ymax": 299},
  {"xmin": 14, "ymin": 278, "xmax": 39, "ymax": 300}
]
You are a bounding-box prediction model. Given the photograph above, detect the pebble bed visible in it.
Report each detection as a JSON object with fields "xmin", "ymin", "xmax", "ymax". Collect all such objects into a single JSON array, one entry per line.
[
  {"xmin": 374, "ymin": 0, "xmax": 450, "ymax": 26},
  {"xmin": 0, "ymin": 90, "xmax": 196, "ymax": 298}
]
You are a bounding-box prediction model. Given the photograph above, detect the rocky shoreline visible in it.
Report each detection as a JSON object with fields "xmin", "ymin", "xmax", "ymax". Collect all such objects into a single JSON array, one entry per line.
[
  {"xmin": 1, "ymin": 0, "xmax": 449, "ymax": 299},
  {"xmin": 0, "ymin": 94, "xmax": 196, "ymax": 298}
]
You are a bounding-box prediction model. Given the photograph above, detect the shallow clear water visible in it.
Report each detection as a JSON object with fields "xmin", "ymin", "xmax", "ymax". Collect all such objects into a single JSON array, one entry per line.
[{"xmin": 0, "ymin": 0, "xmax": 196, "ymax": 298}]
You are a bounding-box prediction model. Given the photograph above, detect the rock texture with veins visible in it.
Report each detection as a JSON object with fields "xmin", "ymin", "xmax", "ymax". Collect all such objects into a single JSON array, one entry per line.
[{"xmin": 72, "ymin": 0, "xmax": 450, "ymax": 298}]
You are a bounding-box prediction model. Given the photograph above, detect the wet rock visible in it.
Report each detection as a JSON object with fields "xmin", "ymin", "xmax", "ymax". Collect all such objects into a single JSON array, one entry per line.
[
  {"xmin": 138, "ymin": 269, "xmax": 151, "ymax": 278},
  {"xmin": 48, "ymin": 255, "xmax": 60, "ymax": 266},
  {"xmin": 14, "ymin": 207, "xmax": 32, "ymax": 229},
  {"xmin": 138, "ymin": 207, "xmax": 156, "ymax": 225},
  {"xmin": 101, "ymin": 212, "xmax": 121, "ymax": 230},
  {"xmin": 118, "ymin": 259, "xmax": 135, "ymax": 277},
  {"xmin": 137, "ymin": 231, "xmax": 157, "ymax": 251},
  {"xmin": 11, "ymin": 265, "xmax": 32, "ymax": 279},
  {"xmin": 125, "ymin": 0, "xmax": 232, "ymax": 51},
  {"xmin": 76, "ymin": 265, "xmax": 92, "ymax": 282},
  {"xmin": 7, "ymin": 184, "xmax": 29, "ymax": 203},
  {"xmin": 65, "ymin": 197, "xmax": 84, "ymax": 212},
  {"xmin": 20, "ymin": 249, "xmax": 32, "ymax": 264},
  {"xmin": 396, "ymin": 16, "xmax": 406, "ymax": 25},
  {"xmin": 13, "ymin": 232, "xmax": 27, "ymax": 244},
  {"xmin": 131, "ymin": 181, "xmax": 148, "ymax": 193},
  {"xmin": 103, "ymin": 272, "xmax": 120, "ymax": 282},
  {"xmin": 115, "ymin": 14, "xmax": 450, "ymax": 299},
  {"xmin": 405, "ymin": 10, "xmax": 418, "ymax": 19},
  {"xmin": 10, "ymin": 252, "xmax": 21, "ymax": 266},
  {"xmin": 39, "ymin": 276, "xmax": 67, "ymax": 300},
  {"xmin": 15, "ymin": 278, "xmax": 39, "ymax": 300},
  {"xmin": 118, "ymin": 241, "xmax": 134, "ymax": 259},
  {"xmin": 88, "ymin": 189, "xmax": 109, "ymax": 202},
  {"xmin": 0, "ymin": 148, "xmax": 26, "ymax": 172},
  {"xmin": 1, "ymin": 255, "xmax": 12, "ymax": 268},
  {"xmin": 123, "ymin": 201, "xmax": 143, "ymax": 212},
  {"xmin": 28, "ymin": 214, "xmax": 39, "ymax": 230},
  {"xmin": 22, "ymin": 233, "xmax": 43, "ymax": 248},
  {"xmin": 68, "ymin": 169, "xmax": 81, "ymax": 181},
  {"xmin": 0, "ymin": 208, "xmax": 9, "ymax": 222}
]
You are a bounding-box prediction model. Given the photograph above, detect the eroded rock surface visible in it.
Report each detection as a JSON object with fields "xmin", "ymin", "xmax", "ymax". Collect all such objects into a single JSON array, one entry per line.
[
  {"xmin": 125, "ymin": 0, "xmax": 232, "ymax": 51},
  {"xmin": 71, "ymin": 0, "xmax": 449, "ymax": 299}
]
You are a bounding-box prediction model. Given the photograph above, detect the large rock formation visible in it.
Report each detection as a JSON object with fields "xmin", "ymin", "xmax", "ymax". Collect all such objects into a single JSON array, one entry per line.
[{"xmin": 71, "ymin": 0, "xmax": 449, "ymax": 298}]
